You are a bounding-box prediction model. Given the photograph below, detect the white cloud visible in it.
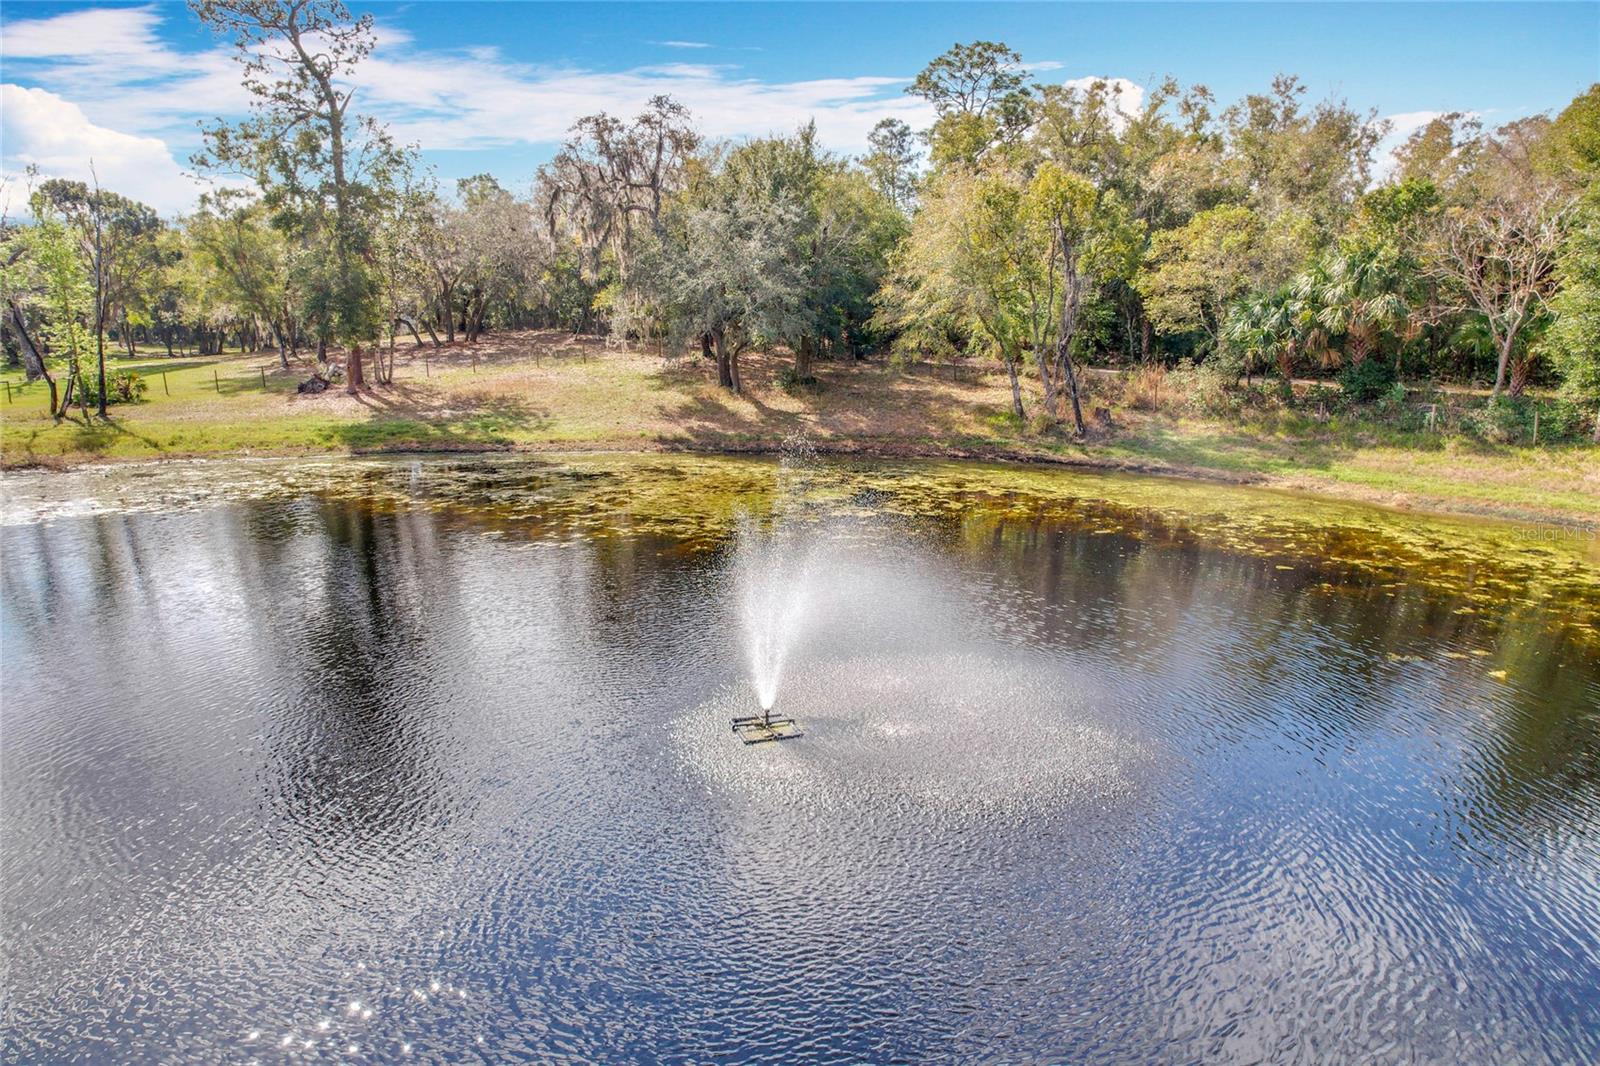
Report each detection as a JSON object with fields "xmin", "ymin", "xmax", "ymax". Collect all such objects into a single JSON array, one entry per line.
[
  {"xmin": 1, "ymin": 4, "xmax": 166, "ymax": 60},
  {"xmin": 1370, "ymin": 109, "xmax": 1481, "ymax": 180},
  {"xmin": 1061, "ymin": 76, "xmax": 1146, "ymax": 127},
  {"xmin": 349, "ymin": 41, "xmax": 935, "ymax": 154},
  {"xmin": 0, "ymin": 6, "xmax": 247, "ymax": 141},
  {"xmin": 0, "ymin": 85, "xmax": 218, "ymax": 215},
  {"xmin": 1, "ymin": 5, "xmax": 934, "ymax": 183},
  {"xmin": 654, "ymin": 40, "xmax": 712, "ymax": 49}
]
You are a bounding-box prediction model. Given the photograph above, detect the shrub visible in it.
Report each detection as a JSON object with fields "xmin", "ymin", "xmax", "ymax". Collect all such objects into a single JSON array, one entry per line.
[
  {"xmin": 1369, "ymin": 380, "xmax": 1410, "ymax": 419},
  {"xmin": 108, "ymin": 370, "xmax": 147, "ymax": 404},
  {"xmin": 1298, "ymin": 383, "xmax": 1346, "ymax": 418},
  {"xmin": 1457, "ymin": 397, "xmax": 1589, "ymax": 445},
  {"xmin": 1337, "ymin": 358, "xmax": 1397, "ymax": 404},
  {"xmin": 1122, "ymin": 363, "xmax": 1167, "ymax": 410},
  {"xmin": 777, "ymin": 366, "xmax": 821, "ymax": 392},
  {"xmin": 1463, "ymin": 399, "xmax": 1526, "ymax": 444},
  {"xmin": 1168, "ymin": 358, "xmax": 1238, "ymax": 415},
  {"xmin": 67, "ymin": 370, "xmax": 147, "ymax": 406},
  {"xmin": 1535, "ymin": 399, "xmax": 1597, "ymax": 442}
]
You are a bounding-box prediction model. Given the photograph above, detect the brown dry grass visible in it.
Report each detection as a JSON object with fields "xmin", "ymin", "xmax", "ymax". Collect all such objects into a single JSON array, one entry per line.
[{"xmin": 3, "ymin": 329, "xmax": 1596, "ymax": 525}]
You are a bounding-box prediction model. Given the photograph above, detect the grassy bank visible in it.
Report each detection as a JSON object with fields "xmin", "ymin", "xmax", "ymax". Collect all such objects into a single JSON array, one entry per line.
[{"xmin": 4, "ymin": 330, "xmax": 1596, "ymax": 526}]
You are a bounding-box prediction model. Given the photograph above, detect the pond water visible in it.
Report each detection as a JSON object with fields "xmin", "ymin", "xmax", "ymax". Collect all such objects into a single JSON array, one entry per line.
[{"xmin": 2, "ymin": 454, "xmax": 1598, "ymax": 1064}]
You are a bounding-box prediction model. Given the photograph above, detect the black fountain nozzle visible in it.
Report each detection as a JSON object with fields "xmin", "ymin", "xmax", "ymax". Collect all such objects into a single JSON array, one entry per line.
[{"xmin": 731, "ymin": 705, "xmax": 802, "ymax": 745}]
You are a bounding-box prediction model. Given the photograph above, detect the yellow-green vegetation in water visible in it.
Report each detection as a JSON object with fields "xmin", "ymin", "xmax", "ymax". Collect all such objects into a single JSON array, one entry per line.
[{"xmin": 3, "ymin": 453, "xmax": 1595, "ymax": 648}]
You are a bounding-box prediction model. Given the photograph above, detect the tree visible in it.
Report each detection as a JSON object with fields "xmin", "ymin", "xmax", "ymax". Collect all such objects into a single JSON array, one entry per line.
[
  {"xmin": 32, "ymin": 178, "xmax": 163, "ymax": 414},
  {"xmin": 878, "ymin": 167, "xmax": 1040, "ymax": 421},
  {"xmin": 192, "ymin": 0, "xmax": 404, "ymax": 393},
  {"xmin": 1428, "ymin": 186, "xmax": 1573, "ymax": 397},
  {"xmin": 1312, "ymin": 243, "xmax": 1409, "ymax": 367},
  {"xmin": 862, "ymin": 118, "xmax": 920, "ymax": 211},
  {"xmin": 802, "ymin": 168, "xmax": 906, "ymax": 368},
  {"xmin": 1028, "ymin": 163, "xmax": 1141, "ymax": 432},
  {"xmin": 453, "ymin": 175, "xmax": 539, "ymax": 343},
  {"xmin": 1136, "ymin": 204, "xmax": 1265, "ymax": 349},
  {"xmin": 404, "ymin": 185, "xmax": 468, "ymax": 343},
  {"xmin": 1221, "ymin": 76, "xmax": 1384, "ymax": 246},
  {"xmin": 1223, "ymin": 286, "xmax": 1301, "ymax": 384},
  {"xmin": 711, "ymin": 126, "xmax": 903, "ymax": 380},
  {"xmin": 909, "ymin": 40, "xmax": 1028, "ymax": 118},
  {"xmin": 7, "ymin": 217, "xmax": 93, "ymax": 419},
  {"xmin": 1034, "ymin": 76, "xmax": 1228, "ymax": 362},
  {"xmin": 1537, "ymin": 85, "xmax": 1600, "ymax": 436},
  {"xmin": 1393, "ymin": 113, "xmax": 1485, "ymax": 193},
  {"xmin": 908, "ymin": 41, "xmax": 1036, "ymax": 168},
  {"xmin": 632, "ymin": 193, "xmax": 807, "ymax": 393},
  {"xmin": 187, "ymin": 191, "xmax": 297, "ymax": 367},
  {"xmin": 538, "ymin": 96, "xmax": 698, "ymax": 285}
]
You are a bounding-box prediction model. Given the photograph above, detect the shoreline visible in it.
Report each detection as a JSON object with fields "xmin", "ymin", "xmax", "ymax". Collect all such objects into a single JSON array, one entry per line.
[
  {"xmin": 6, "ymin": 434, "xmax": 1596, "ymax": 532},
  {"xmin": 4, "ymin": 333, "xmax": 1593, "ymax": 532}
]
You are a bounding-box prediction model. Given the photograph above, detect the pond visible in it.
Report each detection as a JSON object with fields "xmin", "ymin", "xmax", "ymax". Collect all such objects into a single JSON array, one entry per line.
[{"xmin": 2, "ymin": 454, "xmax": 1598, "ymax": 1064}]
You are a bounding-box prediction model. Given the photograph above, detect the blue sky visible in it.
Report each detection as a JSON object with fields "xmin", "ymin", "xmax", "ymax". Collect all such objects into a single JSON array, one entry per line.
[{"xmin": 3, "ymin": 2, "xmax": 1596, "ymax": 214}]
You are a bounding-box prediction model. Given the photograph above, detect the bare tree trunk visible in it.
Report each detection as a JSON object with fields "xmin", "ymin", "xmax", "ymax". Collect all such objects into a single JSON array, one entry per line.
[
  {"xmin": 95, "ymin": 302, "xmax": 107, "ymax": 417},
  {"xmin": 1032, "ymin": 346, "xmax": 1057, "ymax": 417},
  {"xmin": 795, "ymin": 336, "xmax": 814, "ymax": 382},
  {"xmin": 402, "ymin": 318, "xmax": 425, "ymax": 348},
  {"xmin": 1058, "ymin": 345, "xmax": 1086, "ymax": 436},
  {"xmin": 1003, "ymin": 352, "xmax": 1025, "ymax": 421},
  {"xmin": 7, "ymin": 299, "xmax": 48, "ymax": 383},
  {"xmin": 8, "ymin": 300, "xmax": 59, "ymax": 415},
  {"xmin": 346, "ymin": 343, "xmax": 364, "ymax": 394},
  {"xmin": 701, "ymin": 333, "xmax": 714, "ymax": 361},
  {"xmin": 1508, "ymin": 356, "xmax": 1532, "ymax": 398},
  {"xmin": 1491, "ymin": 329, "xmax": 1515, "ymax": 399},
  {"xmin": 712, "ymin": 326, "xmax": 735, "ymax": 390},
  {"xmin": 57, "ymin": 366, "xmax": 78, "ymax": 420},
  {"xmin": 1052, "ymin": 246, "xmax": 1088, "ymax": 435}
]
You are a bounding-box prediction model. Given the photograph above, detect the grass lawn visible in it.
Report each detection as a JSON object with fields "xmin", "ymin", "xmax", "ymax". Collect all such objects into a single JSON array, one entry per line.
[{"xmin": 3, "ymin": 330, "xmax": 1596, "ymax": 526}]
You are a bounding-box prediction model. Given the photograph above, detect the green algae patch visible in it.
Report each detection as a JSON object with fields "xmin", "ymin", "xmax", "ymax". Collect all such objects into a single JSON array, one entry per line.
[{"xmin": 4, "ymin": 452, "xmax": 1595, "ymax": 646}]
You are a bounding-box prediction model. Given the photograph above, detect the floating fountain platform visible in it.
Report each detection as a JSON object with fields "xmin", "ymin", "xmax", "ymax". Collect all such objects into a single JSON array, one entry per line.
[{"xmin": 731, "ymin": 712, "xmax": 803, "ymax": 745}]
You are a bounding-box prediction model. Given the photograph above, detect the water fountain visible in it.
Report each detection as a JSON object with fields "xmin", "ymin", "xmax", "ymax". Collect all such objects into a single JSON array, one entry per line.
[{"xmin": 730, "ymin": 435, "xmax": 817, "ymax": 744}]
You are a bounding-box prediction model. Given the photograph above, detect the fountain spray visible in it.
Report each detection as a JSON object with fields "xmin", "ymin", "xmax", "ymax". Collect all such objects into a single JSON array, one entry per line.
[{"xmin": 730, "ymin": 435, "xmax": 814, "ymax": 745}]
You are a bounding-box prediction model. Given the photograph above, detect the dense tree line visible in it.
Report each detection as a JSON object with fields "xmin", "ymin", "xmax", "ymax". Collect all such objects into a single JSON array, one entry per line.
[{"xmin": 2, "ymin": 2, "xmax": 1595, "ymax": 437}]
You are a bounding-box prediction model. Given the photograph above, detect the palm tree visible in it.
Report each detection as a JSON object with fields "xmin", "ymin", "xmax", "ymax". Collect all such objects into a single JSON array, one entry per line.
[
  {"xmin": 1290, "ymin": 261, "xmax": 1339, "ymax": 371},
  {"xmin": 1222, "ymin": 291, "xmax": 1273, "ymax": 385},
  {"xmin": 1227, "ymin": 285, "xmax": 1321, "ymax": 388},
  {"xmin": 1314, "ymin": 245, "xmax": 1408, "ymax": 367}
]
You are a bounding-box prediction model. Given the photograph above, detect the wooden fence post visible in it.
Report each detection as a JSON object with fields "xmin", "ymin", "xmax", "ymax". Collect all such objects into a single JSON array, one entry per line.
[
  {"xmin": 260, "ymin": 367, "xmax": 267, "ymax": 389},
  {"xmin": 162, "ymin": 370, "xmax": 169, "ymax": 395},
  {"xmin": 213, "ymin": 369, "xmax": 220, "ymax": 394}
]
